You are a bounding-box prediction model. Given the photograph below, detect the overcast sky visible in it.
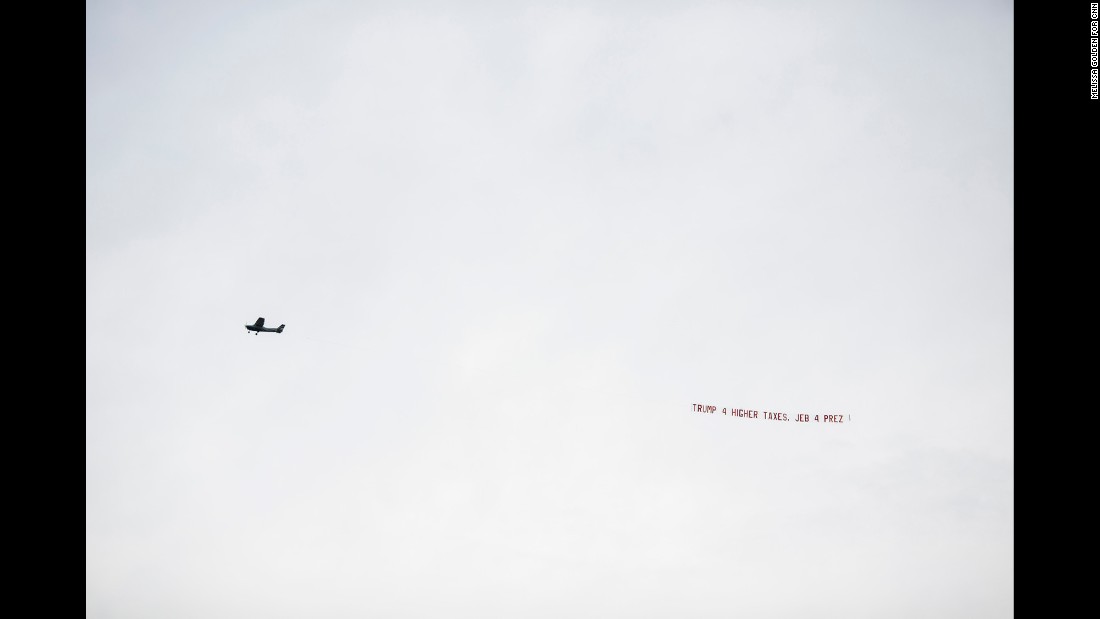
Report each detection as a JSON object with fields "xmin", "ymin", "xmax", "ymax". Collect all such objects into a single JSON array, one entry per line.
[{"xmin": 87, "ymin": 1, "xmax": 1013, "ymax": 617}]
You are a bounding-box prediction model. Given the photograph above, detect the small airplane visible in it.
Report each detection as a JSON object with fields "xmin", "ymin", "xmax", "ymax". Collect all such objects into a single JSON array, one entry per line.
[{"xmin": 245, "ymin": 317, "xmax": 285, "ymax": 335}]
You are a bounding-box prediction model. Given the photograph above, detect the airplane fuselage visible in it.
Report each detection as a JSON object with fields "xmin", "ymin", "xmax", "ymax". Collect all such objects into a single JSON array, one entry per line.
[{"xmin": 245, "ymin": 317, "xmax": 284, "ymax": 334}]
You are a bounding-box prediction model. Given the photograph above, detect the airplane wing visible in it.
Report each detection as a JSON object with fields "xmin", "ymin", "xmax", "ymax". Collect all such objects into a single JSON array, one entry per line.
[{"xmin": 254, "ymin": 317, "xmax": 265, "ymax": 327}]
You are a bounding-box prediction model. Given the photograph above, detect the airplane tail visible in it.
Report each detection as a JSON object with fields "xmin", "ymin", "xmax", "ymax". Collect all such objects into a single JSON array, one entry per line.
[{"xmin": 276, "ymin": 325, "xmax": 285, "ymax": 333}]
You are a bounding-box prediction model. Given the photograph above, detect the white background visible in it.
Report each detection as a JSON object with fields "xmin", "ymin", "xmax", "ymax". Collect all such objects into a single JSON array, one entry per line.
[{"xmin": 87, "ymin": 1, "xmax": 1013, "ymax": 617}]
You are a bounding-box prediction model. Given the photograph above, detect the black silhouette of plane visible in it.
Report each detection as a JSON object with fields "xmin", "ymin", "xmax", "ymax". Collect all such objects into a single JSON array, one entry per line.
[{"xmin": 245, "ymin": 317, "xmax": 285, "ymax": 335}]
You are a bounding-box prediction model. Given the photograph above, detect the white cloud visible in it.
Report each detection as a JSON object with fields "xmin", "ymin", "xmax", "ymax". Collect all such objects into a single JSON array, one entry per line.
[{"xmin": 88, "ymin": 2, "xmax": 1013, "ymax": 617}]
